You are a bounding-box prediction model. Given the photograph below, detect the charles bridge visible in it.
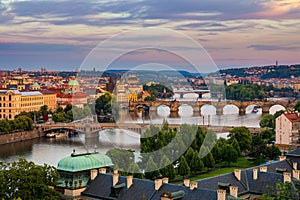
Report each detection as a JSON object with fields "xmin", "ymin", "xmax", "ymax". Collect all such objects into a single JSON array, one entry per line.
[{"xmin": 129, "ymin": 100, "xmax": 296, "ymax": 115}]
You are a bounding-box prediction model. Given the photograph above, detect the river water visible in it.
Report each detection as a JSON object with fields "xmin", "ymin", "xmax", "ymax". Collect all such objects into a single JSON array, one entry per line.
[{"xmin": 0, "ymin": 103, "xmax": 285, "ymax": 167}]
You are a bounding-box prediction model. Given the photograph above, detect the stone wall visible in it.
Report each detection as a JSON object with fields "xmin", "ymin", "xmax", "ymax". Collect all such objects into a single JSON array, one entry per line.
[{"xmin": 0, "ymin": 129, "xmax": 44, "ymax": 145}]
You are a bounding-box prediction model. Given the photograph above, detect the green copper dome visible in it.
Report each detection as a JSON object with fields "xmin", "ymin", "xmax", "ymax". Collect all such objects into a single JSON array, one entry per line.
[
  {"xmin": 32, "ymin": 82, "xmax": 40, "ymax": 87},
  {"xmin": 57, "ymin": 152, "xmax": 113, "ymax": 172},
  {"xmin": 68, "ymin": 79, "xmax": 79, "ymax": 86}
]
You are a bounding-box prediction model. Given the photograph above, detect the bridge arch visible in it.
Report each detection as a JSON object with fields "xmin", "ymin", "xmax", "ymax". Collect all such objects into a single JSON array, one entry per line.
[
  {"xmin": 178, "ymin": 104, "xmax": 194, "ymax": 117},
  {"xmin": 223, "ymin": 104, "xmax": 239, "ymax": 115},
  {"xmin": 200, "ymin": 104, "xmax": 217, "ymax": 115},
  {"xmin": 269, "ymin": 105, "xmax": 286, "ymax": 115},
  {"xmin": 136, "ymin": 104, "xmax": 150, "ymax": 113},
  {"xmin": 245, "ymin": 104, "xmax": 262, "ymax": 114},
  {"xmin": 157, "ymin": 104, "xmax": 171, "ymax": 117}
]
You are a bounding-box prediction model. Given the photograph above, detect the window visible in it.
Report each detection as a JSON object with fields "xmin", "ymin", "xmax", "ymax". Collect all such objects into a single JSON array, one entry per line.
[
  {"xmin": 9, "ymin": 95, "xmax": 11, "ymax": 101},
  {"xmin": 0, "ymin": 103, "xmax": 1, "ymax": 107},
  {"xmin": 3, "ymin": 97, "xmax": 5, "ymax": 101},
  {"xmin": 9, "ymin": 103, "xmax": 11, "ymax": 107},
  {"xmin": 8, "ymin": 114, "xmax": 11, "ymax": 119}
]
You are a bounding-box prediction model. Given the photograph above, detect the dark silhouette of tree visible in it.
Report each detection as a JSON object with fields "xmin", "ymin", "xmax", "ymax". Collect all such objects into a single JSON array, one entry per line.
[
  {"xmin": 0, "ymin": 158, "xmax": 61, "ymax": 200},
  {"xmin": 178, "ymin": 156, "xmax": 190, "ymax": 178}
]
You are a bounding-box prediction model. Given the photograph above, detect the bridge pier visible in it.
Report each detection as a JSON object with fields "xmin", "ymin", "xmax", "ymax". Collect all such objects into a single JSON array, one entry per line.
[
  {"xmin": 239, "ymin": 107, "xmax": 246, "ymax": 115},
  {"xmin": 193, "ymin": 106, "xmax": 200, "ymax": 114},
  {"xmin": 85, "ymin": 124, "xmax": 99, "ymax": 139},
  {"xmin": 170, "ymin": 111, "xmax": 179, "ymax": 118},
  {"xmin": 216, "ymin": 106, "xmax": 223, "ymax": 116},
  {"xmin": 261, "ymin": 106, "xmax": 269, "ymax": 114},
  {"xmin": 85, "ymin": 131, "xmax": 99, "ymax": 139}
]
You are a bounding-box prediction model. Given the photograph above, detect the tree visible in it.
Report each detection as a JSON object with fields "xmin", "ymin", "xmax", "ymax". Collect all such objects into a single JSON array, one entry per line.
[
  {"xmin": 294, "ymin": 101, "xmax": 300, "ymax": 112},
  {"xmin": 159, "ymin": 155, "xmax": 175, "ymax": 180},
  {"xmin": 106, "ymin": 149, "xmax": 135, "ymax": 172},
  {"xmin": 221, "ymin": 144, "xmax": 238, "ymax": 166},
  {"xmin": 144, "ymin": 156, "xmax": 159, "ymax": 180},
  {"xmin": 178, "ymin": 156, "xmax": 190, "ymax": 178},
  {"xmin": 274, "ymin": 110, "xmax": 285, "ymax": 119},
  {"xmin": 249, "ymin": 135, "xmax": 267, "ymax": 164},
  {"xmin": 0, "ymin": 158, "xmax": 61, "ymax": 200},
  {"xmin": 230, "ymin": 138, "xmax": 241, "ymax": 156},
  {"xmin": 228, "ymin": 126, "xmax": 252, "ymax": 152},
  {"xmin": 52, "ymin": 112, "xmax": 67, "ymax": 123},
  {"xmin": 202, "ymin": 152, "xmax": 215, "ymax": 168},
  {"xmin": 260, "ymin": 114, "xmax": 275, "ymax": 129},
  {"xmin": 266, "ymin": 145, "xmax": 281, "ymax": 160},
  {"xmin": 128, "ymin": 163, "xmax": 143, "ymax": 179},
  {"xmin": 261, "ymin": 182, "xmax": 299, "ymax": 200},
  {"xmin": 190, "ymin": 151, "xmax": 204, "ymax": 172},
  {"xmin": 95, "ymin": 92, "xmax": 119, "ymax": 122}
]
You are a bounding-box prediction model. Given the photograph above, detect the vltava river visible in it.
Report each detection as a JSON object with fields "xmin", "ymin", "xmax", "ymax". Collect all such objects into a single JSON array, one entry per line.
[{"xmin": 0, "ymin": 104, "xmax": 284, "ymax": 166}]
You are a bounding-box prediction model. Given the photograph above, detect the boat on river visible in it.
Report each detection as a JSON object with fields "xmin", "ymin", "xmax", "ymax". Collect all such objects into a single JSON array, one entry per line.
[{"xmin": 46, "ymin": 131, "xmax": 67, "ymax": 138}]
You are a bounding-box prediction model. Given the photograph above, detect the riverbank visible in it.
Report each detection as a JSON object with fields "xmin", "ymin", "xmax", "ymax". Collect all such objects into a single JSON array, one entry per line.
[{"xmin": 0, "ymin": 129, "xmax": 45, "ymax": 145}]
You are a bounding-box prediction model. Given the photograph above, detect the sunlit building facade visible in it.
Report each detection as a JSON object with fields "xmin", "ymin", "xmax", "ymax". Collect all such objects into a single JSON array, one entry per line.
[{"xmin": 0, "ymin": 89, "xmax": 57, "ymax": 120}]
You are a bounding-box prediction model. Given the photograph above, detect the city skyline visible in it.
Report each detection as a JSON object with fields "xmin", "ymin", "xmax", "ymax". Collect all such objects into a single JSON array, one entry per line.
[{"xmin": 0, "ymin": 0, "xmax": 300, "ymax": 70}]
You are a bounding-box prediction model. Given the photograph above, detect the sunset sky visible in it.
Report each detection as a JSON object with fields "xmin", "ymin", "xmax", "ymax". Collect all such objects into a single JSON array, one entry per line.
[{"xmin": 0, "ymin": 0, "xmax": 300, "ymax": 70}]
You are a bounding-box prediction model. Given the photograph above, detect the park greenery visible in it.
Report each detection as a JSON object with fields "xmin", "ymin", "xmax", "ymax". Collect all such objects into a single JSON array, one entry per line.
[
  {"xmin": 105, "ymin": 121, "xmax": 281, "ymax": 181},
  {"xmin": 143, "ymin": 83, "xmax": 173, "ymax": 101},
  {"xmin": 225, "ymin": 84, "xmax": 268, "ymax": 101},
  {"xmin": 0, "ymin": 115, "xmax": 33, "ymax": 134},
  {"xmin": 0, "ymin": 158, "xmax": 61, "ymax": 200},
  {"xmin": 95, "ymin": 92, "xmax": 119, "ymax": 122},
  {"xmin": 261, "ymin": 182, "xmax": 299, "ymax": 200}
]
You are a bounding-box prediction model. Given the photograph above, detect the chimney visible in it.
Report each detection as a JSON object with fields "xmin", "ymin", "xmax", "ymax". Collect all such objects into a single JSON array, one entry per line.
[
  {"xmin": 90, "ymin": 169, "xmax": 98, "ymax": 180},
  {"xmin": 279, "ymin": 156, "xmax": 286, "ymax": 161},
  {"xmin": 229, "ymin": 186, "xmax": 238, "ymax": 198},
  {"xmin": 99, "ymin": 168, "xmax": 106, "ymax": 174},
  {"xmin": 155, "ymin": 179, "xmax": 163, "ymax": 190},
  {"xmin": 189, "ymin": 182, "xmax": 198, "ymax": 190},
  {"xmin": 183, "ymin": 179, "xmax": 190, "ymax": 187},
  {"xmin": 260, "ymin": 166, "xmax": 267, "ymax": 172},
  {"xmin": 283, "ymin": 172, "xmax": 291, "ymax": 183},
  {"xmin": 113, "ymin": 170, "xmax": 119, "ymax": 186},
  {"xmin": 127, "ymin": 176, "xmax": 133, "ymax": 188},
  {"xmin": 293, "ymin": 170, "xmax": 300, "ymax": 180},
  {"xmin": 234, "ymin": 169, "xmax": 241, "ymax": 181},
  {"xmin": 217, "ymin": 189, "xmax": 226, "ymax": 200},
  {"xmin": 293, "ymin": 162, "xmax": 298, "ymax": 170},
  {"xmin": 253, "ymin": 168, "xmax": 258, "ymax": 180},
  {"xmin": 162, "ymin": 177, "xmax": 169, "ymax": 184}
]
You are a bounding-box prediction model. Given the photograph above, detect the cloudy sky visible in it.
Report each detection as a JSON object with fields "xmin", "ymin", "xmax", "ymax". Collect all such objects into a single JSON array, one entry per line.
[{"xmin": 0, "ymin": 0, "xmax": 300, "ymax": 70}]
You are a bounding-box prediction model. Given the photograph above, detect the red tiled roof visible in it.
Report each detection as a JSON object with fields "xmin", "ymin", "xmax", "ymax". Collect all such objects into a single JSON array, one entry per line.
[{"xmin": 284, "ymin": 113, "xmax": 300, "ymax": 123}]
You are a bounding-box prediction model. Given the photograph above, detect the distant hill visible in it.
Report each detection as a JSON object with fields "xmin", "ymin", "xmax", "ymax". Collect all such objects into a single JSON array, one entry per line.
[{"xmin": 220, "ymin": 64, "xmax": 300, "ymax": 79}]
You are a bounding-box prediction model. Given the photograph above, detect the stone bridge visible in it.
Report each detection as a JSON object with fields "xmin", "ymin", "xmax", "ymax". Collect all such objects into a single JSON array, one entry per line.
[
  {"xmin": 38, "ymin": 122, "xmax": 265, "ymax": 137},
  {"xmin": 129, "ymin": 100, "xmax": 296, "ymax": 115},
  {"xmin": 38, "ymin": 122, "xmax": 146, "ymax": 139}
]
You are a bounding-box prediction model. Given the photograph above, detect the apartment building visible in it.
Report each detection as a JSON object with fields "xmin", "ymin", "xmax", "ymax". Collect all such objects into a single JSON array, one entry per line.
[{"xmin": 276, "ymin": 112, "xmax": 300, "ymax": 145}]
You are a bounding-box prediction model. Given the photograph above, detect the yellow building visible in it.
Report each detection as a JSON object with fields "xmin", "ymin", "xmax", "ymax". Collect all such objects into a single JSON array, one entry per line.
[
  {"xmin": 0, "ymin": 90, "xmax": 57, "ymax": 120},
  {"xmin": 41, "ymin": 90, "xmax": 57, "ymax": 112}
]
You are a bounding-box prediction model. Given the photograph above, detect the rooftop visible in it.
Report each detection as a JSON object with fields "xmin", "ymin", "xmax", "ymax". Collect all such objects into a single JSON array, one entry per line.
[
  {"xmin": 57, "ymin": 151, "xmax": 113, "ymax": 172},
  {"xmin": 20, "ymin": 91, "xmax": 43, "ymax": 96},
  {"xmin": 284, "ymin": 113, "xmax": 300, "ymax": 123}
]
